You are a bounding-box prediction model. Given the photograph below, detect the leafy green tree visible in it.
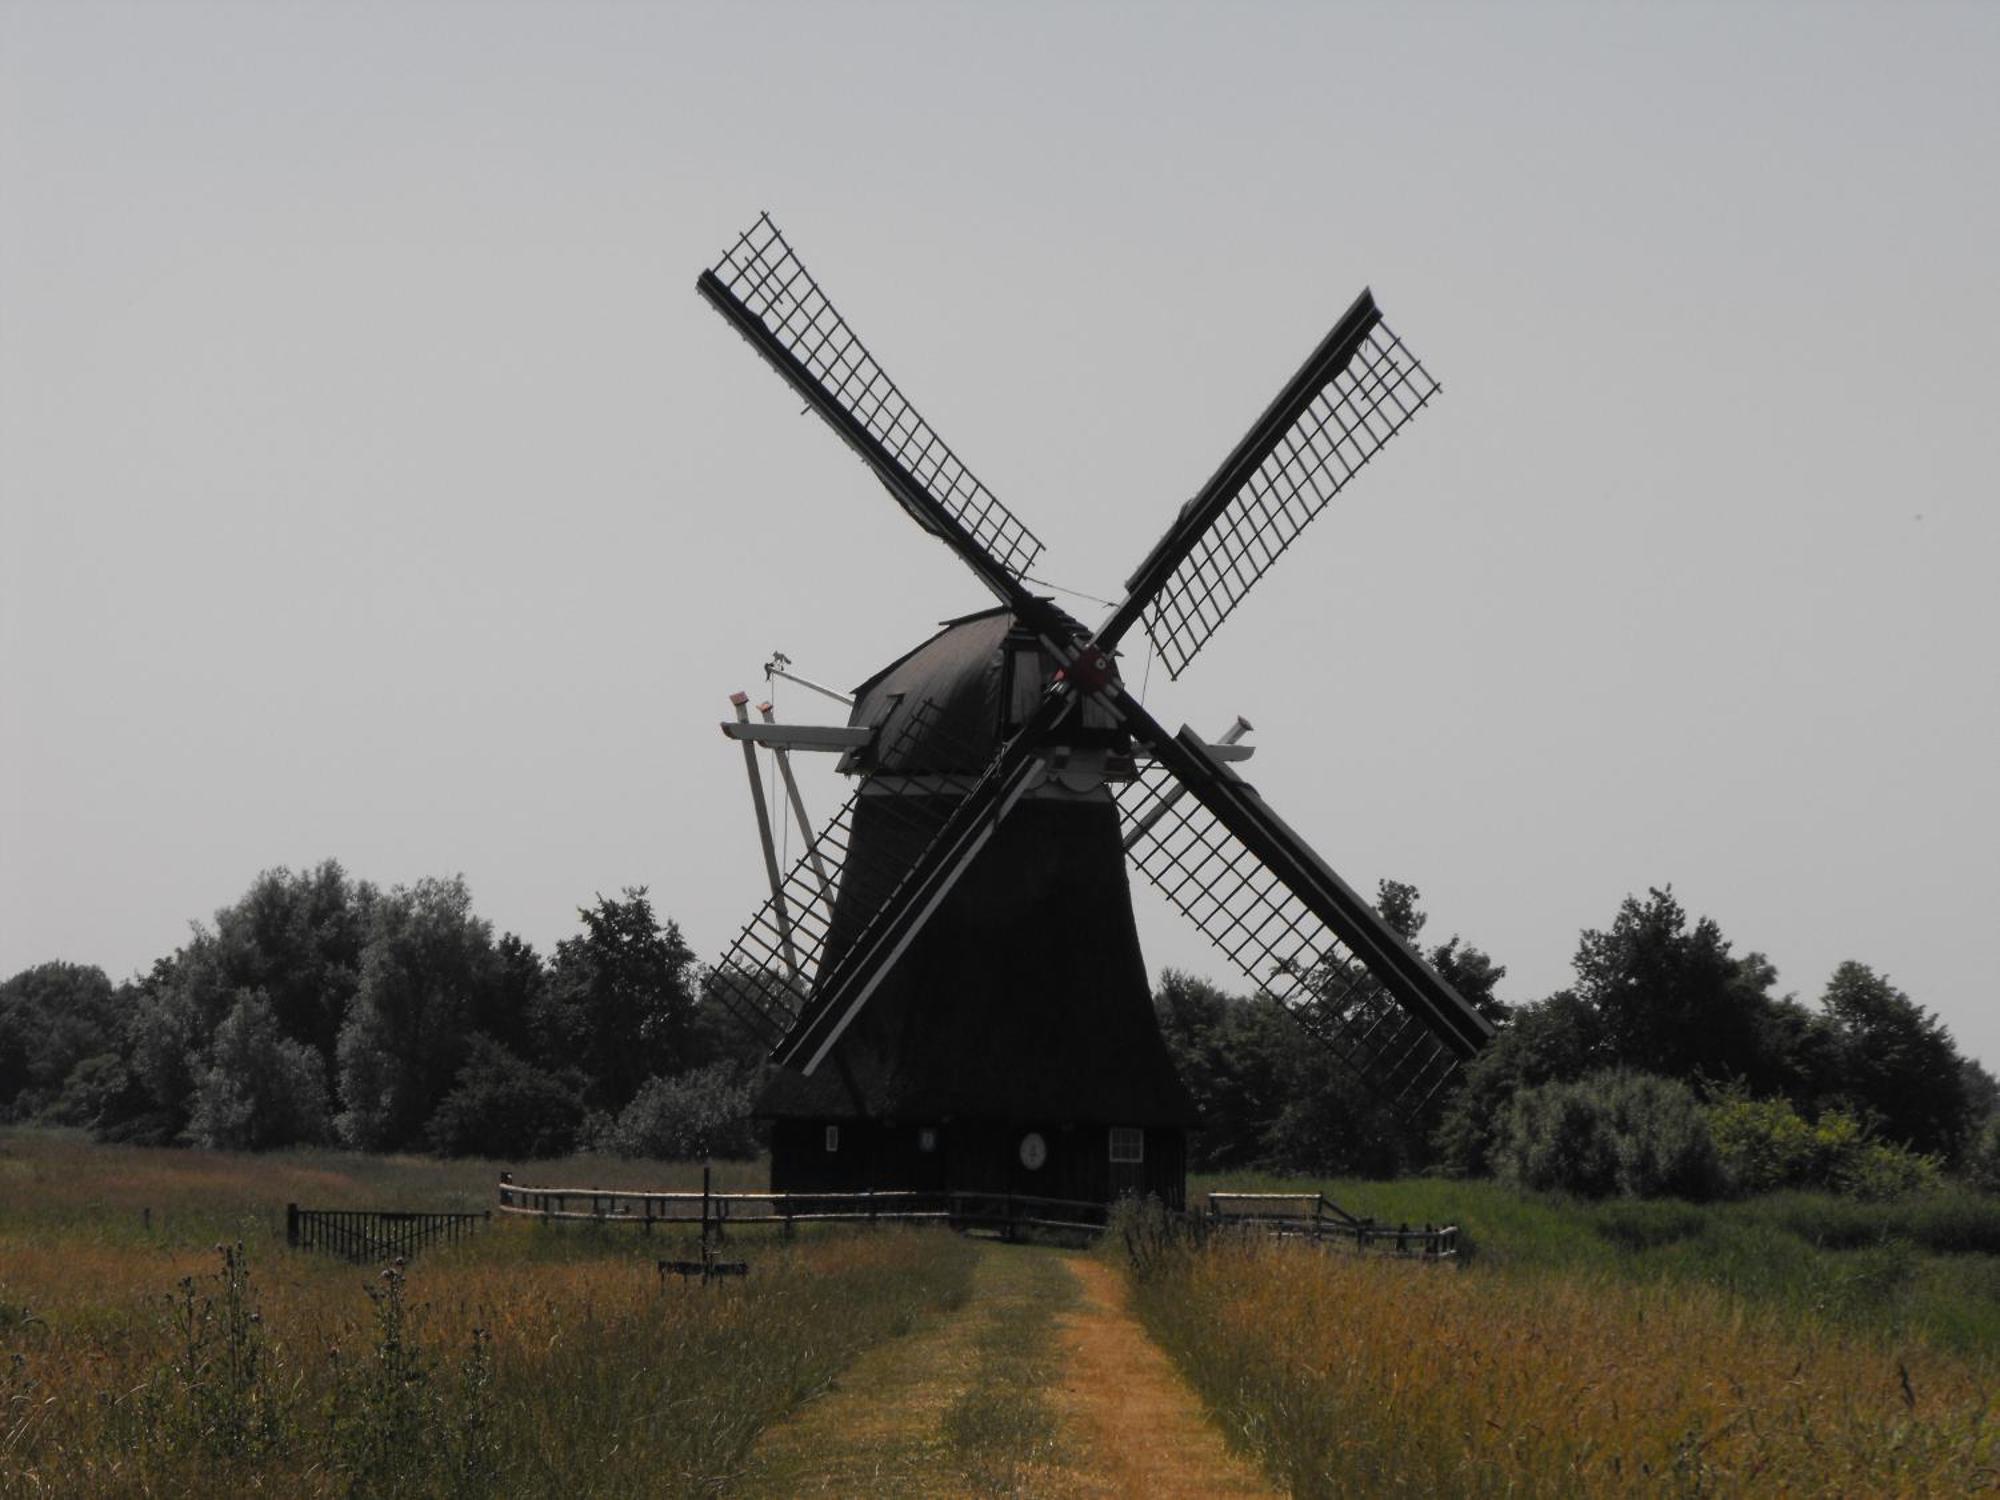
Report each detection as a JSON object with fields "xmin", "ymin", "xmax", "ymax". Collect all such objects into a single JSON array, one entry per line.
[
  {"xmin": 544, "ymin": 890, "xmax": 695, "ymax": 1112},
  {"xmin": 1961, "ymin": 1057, "xmax": 2000, "ymax": 1131},
  {"xmin": 1433, "ymin": 990, "xmax": 1606, "ymax": 1176},
  {"xmin": 335, "ymin": 877, "xmax": 498, "ymax": 1150},
  {"xmin": 1496, "ymin": 1070, "xmax": 1723, "ymax": 1200},
  {"xmin": 1154, "ymin": 970, "xmax": 1283, "ymax": 1169},
  {"xmin": 1155, "ymin": 881, "xmax": 1509, "ymax": 1176},
  {"xmin": 1965, "ymin": 1114, "xmax": 2000, "ymax": 1194},
  {"xmin": 208, "ymin": 861, "xmax": 375, "ymax": 1073},
  {"xmin": 48, "ymin": 1052, "xmax": 132, "ymax": 1129},
  {"xmin": 187, "ymin": 992, "xmax": 332, "ymax": 1150},
  {"xmin": 0, "ymin": 962, "xmax": 119, "ymax": 1120},
  {"xmin": 426, "ymin": 1037, "xmax": 586, "ymax": 1159},
  {"xmin": 1816, "ymin": 961, "xmax": 1968, "ymax": 1158},
  {"xmin": 474, "ymin": 933, "xmax": 551, "ymax": 1065},
  {"xmin": 1573, "ymin": 888, "xmax": 1787, "ymax": 1090},
  {"xmin": 1375, "ymin": 880, "xmax": 1511, "ymax": 1027},
  {"xmin": 607, "ymin": 1062, "xmax": 759, "ymax": 1160},
  {"xmin": 103, "ymin": 947, "xmax": 234, "ymax": 1143}
]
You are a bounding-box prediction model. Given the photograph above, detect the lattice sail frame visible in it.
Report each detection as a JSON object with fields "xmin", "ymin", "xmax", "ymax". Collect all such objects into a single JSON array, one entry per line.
[
  {"xmin": 709, "ymin": 215, "xmax": 1045, "ymax": 580},
  {"xmin": 1139, "ymin": 320, "xmax": 1440, "ymax": 679},
  {"xmin": 1115, "ymin": 762, "xmax": 1459, "ymax": 1112},
  {"xmin": 705, "ymin": 697, "xmax": 1000, "ymax": 1051}
]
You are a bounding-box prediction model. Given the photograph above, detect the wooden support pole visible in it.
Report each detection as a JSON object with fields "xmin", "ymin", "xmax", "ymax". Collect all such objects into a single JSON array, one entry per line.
[
  {"xmin": 731, "ymin": 693, "xmax": 801, "ymax": 976},
  {"xmin": 759, "ymin": 702, "xmax": 835, "ymax": 909}
]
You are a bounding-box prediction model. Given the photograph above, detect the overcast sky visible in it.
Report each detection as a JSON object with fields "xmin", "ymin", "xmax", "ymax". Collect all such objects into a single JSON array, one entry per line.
[{"xmin": 4, "ymin": 2, "xmax": 1996, "ymax": 1064}]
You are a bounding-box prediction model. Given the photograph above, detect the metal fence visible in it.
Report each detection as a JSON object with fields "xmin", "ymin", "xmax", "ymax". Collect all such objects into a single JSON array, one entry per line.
[{"xmin": 285, "ymin": 1203, "xmax": 489, "ymax": 1264}]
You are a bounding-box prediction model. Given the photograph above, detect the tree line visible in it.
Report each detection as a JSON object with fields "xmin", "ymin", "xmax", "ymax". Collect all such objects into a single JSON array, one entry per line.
[
  {"xmin": 1155, "ymin": 881, "xmax": 2000, "ymax": 1197},
  {"xmin": 0, "ymin": 862, "xmax": 763, "ymax": 1160},
  {"xmin": 5, "ymin": 865, "xmax": 1996, "ymax": 1196}
]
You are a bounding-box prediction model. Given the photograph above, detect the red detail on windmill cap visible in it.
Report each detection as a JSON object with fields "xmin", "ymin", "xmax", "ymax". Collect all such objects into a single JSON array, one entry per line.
[
  {"xmin": 728, "ymin": 691, "xmax": 750, "ymax": 707},
  {"xmin": 1062, "ymin": 643, "xmax": 1114, "ymax": 694}
]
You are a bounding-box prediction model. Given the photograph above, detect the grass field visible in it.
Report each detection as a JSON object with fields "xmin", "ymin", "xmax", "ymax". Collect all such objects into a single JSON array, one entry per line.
[
  {"xmin": 0, "ymin": 1129, "xmax": 970, "ymax": 1497},
  {"xmin": 1193, "ymin": 1172, "xmax": 2000, "ymax": 1353},
  {"xmin": 1153, "ymin": 1174, "xmax": 2000, "ymax": 1494},
  {"xmin": 9, "ymin": 1130, "xmax": 2000, "ymax": 1496}
]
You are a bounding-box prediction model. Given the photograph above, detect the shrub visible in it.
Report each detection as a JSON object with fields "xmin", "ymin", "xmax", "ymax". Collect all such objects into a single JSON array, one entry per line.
[
  {"xmin": 1706, "ymin": 1094, "xmax": 1818, "ymax": 1195},
  {"xmin": 606, "ymin": 1062, "xmax": 759, "ymax": 1160},
  {"xmin": 1708, "ymin": 1092, "xmax": 1939, "ymax": 1199},
  {"xmin": 1836, "ymin": 1140, "xmax": 1940, "ymax": 1201},
  {"xmin": 1496, "ymin": 1071, "xmax": 1722, "ymax": 1199},
  {"xmin": 1963, "ymin": 1113, "xmax": 2000, "ymax": 1193},
  {"xmin": 426, "ymin": 1037, "xmax": 586, "ymax": 1159}
]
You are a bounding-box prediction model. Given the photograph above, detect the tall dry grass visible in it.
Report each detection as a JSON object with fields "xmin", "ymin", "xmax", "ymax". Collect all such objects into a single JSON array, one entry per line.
[
  {"xmin": 1128, "ymin": 1230, "xmax": 1998, "ymax": 1496},
  {"xmin": 0, "ymin": 1130, "xmax": 974, "ymax": 1498}
]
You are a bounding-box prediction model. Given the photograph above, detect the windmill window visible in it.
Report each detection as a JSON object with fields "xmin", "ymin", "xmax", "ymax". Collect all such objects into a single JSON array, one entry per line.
[
  {"xmin": 1109, "ymin": 1127, "xmax": 1144, "ymax": 1163},
  {"xmin": 918, "ymin": 1127, "xmax": 938, "ymax": 1153},
  {"xmin": 825, "ymin": 1125, "xmax": 839, "ymax": 1153}
]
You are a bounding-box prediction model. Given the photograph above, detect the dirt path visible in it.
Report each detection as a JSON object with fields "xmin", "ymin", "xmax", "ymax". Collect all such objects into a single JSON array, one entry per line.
[
  {"xmin": 1050, "ymin": 1254, "xmax": 1279, "ymax": 1500},
  {"xmin": 728, "ymin": 1242, "xmax": 1073, "ymax": 1498},
  {"xmin": 727, "ymin": 1241, "xmax": 1278, "ymax": 1499}
]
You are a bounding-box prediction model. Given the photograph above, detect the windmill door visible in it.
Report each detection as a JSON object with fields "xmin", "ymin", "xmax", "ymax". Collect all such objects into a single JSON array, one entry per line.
[
  {"xmin": 910, "ymin": 1124, "xmax": 946, "ymax": 1192},
  {"xmin": 1108, "ymin": 1126, "xmax": 1146, "ymax": 1198}
]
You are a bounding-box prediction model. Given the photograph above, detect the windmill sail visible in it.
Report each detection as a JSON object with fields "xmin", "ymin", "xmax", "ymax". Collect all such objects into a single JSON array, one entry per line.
[
  {"xmin": 1120, "ymin": 752, "xmax": 1480, "ymax": 1120},
  {"xmin": 1104, "ymin": 291, "xmax": 1440, "ymax": 678},
  {"xmin": 699, "ymin": 215, "xmax": 1045, "ymax": 602},
  {"xmin": 706, "ymin": 783, "xmax": 856, "ymax": 1047}
]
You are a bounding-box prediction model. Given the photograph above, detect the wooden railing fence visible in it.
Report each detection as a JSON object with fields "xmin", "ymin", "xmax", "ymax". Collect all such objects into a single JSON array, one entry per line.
[
  {"xmin": 1205, "ymin": 1191, "xmax": 1459, "ymax": 1259},
  {"xmin": 491, "ymin": 1176, "xmax": 1460, "ymax": 1262},
  {"xmin": 286, "ymin": 1203, "xmax": 489, "ymax": 1264},
  {"xmin": 496, "ymin": 1173, "xmax": 1109, "ymax": 1241}
]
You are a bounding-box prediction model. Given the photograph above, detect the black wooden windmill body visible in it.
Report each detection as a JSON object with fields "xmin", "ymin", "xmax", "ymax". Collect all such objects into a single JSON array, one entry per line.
[{"xmin": 702, "ymin": 215, "xmax": 1494, "ymax": 1208}]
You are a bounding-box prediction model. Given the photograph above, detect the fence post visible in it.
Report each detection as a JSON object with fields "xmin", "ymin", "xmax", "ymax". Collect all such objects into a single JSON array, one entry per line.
[
  {"xmin": 702, "ymin": 1164, "xmax": 713, "ymax": 1252},
  {"xmin": 286, "ymin": 1203, "xmax": 299, "ymax": 1250}
]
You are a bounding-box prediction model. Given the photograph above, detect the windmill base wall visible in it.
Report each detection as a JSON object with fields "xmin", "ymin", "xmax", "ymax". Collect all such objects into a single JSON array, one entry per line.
[{"xmin": 769, "ymin": 1119, "xmax": 1186, "ymax": 1212}]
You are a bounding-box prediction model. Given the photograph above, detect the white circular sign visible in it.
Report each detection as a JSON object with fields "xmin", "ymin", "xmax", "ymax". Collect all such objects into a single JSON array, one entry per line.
[{"xmin": 1018, "ymin": 1132, "xmax": 1048, "ymax": 1170}]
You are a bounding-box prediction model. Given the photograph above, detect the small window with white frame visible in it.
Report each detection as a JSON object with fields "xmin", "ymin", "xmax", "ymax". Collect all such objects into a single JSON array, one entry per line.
[
  {"xmin": 917, "ymin": 1127, "xmax": 938, "ymax": 1153},
  {"xmin": 1109, "ymin": 1126, "xmax": 1144, "ymax": 1163},
  {"xmin": 825, "ymin": 1125, "xmax": 839, "ymax": 1153}
]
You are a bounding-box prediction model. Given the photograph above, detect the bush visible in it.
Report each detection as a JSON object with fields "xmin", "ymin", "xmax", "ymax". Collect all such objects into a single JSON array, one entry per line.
[
  {"xmin": 1496, "ymin": 1071, "xmax": 1722, "ymax": 1200},
  {"xmin": 1708, "ymin": 1092, "xmax": 1939, "ymax": 1199},
  {"xmin": 1837, "ymin": 1140, "xmax": 1940, "ymax": 1201},
  {"xmin": 1706, "ymin": 1095, "xmax": 1819, "ymax": 1195},
  {"xmin": 606, "ymin": 1063, "xmax": 759, "ymax": 1160},
  {"xmin": 426, "ymin": 1038, "xmax": 586, "ymax": 1158},
  {"xmin": 1963, "ymin": 1113, "xmax": 2000, "ymax": 1193}
]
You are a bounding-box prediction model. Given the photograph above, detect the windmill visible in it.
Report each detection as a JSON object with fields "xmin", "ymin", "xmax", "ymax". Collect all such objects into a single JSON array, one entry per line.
[{"xmin": 700, "ymin": 214, "xmax": 1494, "ymax": 1208}]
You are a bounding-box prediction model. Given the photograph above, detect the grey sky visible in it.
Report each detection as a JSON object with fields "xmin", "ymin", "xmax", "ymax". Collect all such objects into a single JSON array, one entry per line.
[{"xmin": 4, "ymin": 2, "xmax": 1996, "ymax": 1063}]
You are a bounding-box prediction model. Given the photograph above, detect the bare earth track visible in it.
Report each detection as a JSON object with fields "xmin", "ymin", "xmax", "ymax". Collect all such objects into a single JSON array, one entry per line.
[
  {"xmin": 1050, "ymin": 1254, "xmax": 1277, "ymax": 1499},
  {"xmin": 728, "ymin": 1241, "xmax": 1278, "ymax": 1498}
]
